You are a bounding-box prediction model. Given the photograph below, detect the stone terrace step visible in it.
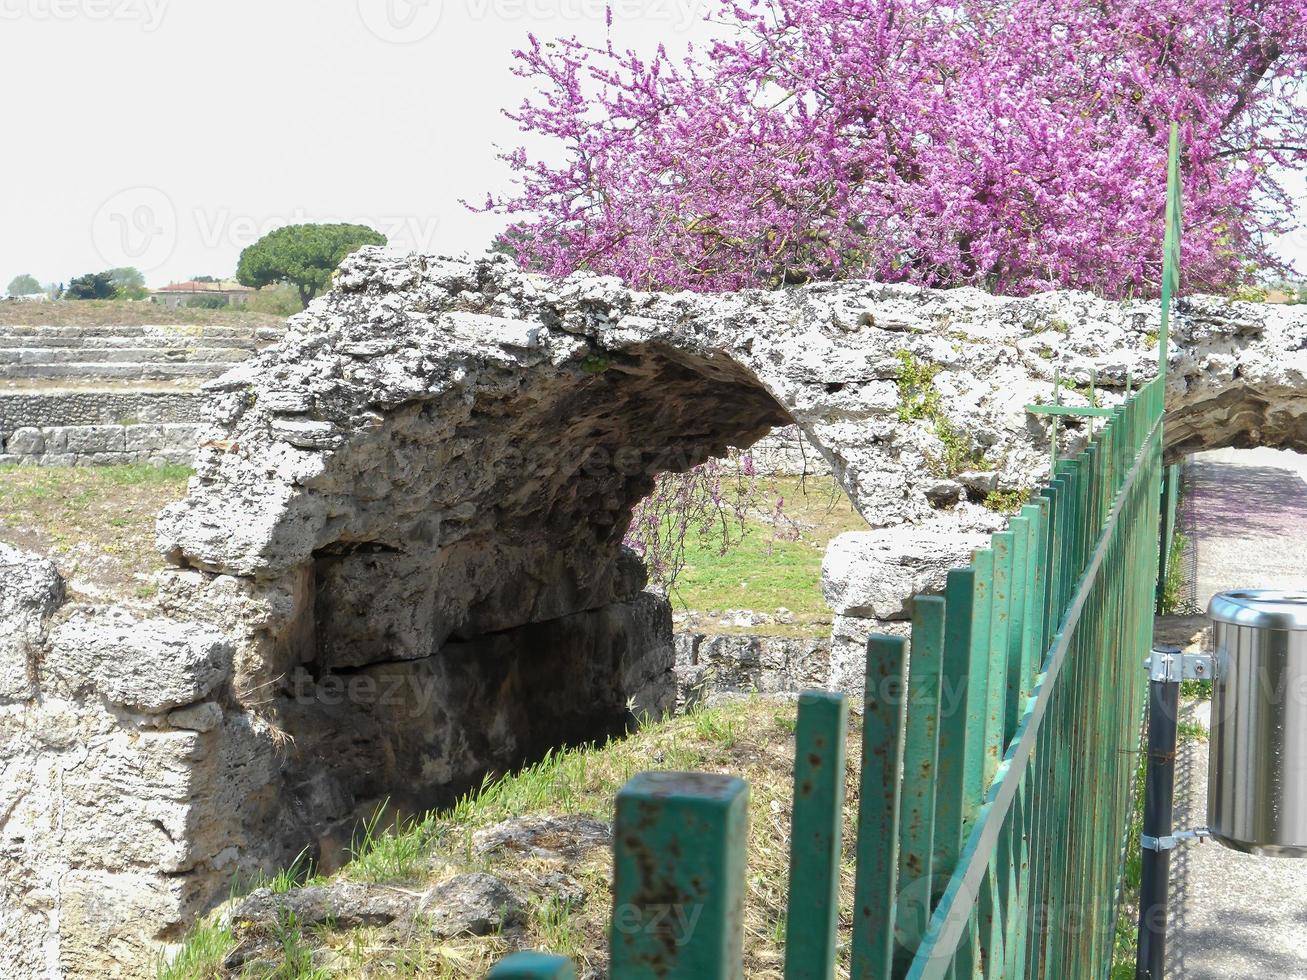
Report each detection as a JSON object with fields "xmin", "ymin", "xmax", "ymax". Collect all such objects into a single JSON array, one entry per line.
[
  {"xmin": 0, "ymin": 347, "xmax": 253, "ymax": 366},
  {"xmin": 0, "ymin": 362, "xmax": 227, "ymax": 381},
  {"xmin": 0, "ymin": 324, "xmax": 285, "ymax": 342},
  {"xmin": 0, "ymin": 334, "xmax": 264, "ymax": 351},
  {"xmin": 0, "ymin": 386, "xmax": 205, "ymax": 427}
]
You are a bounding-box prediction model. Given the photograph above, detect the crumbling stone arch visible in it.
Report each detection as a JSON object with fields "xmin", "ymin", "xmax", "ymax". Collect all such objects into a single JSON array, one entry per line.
[
  {"xmin": 7, "ymin": 249, "xmax": 1307, "ymax": 978},
  {"xmin": 150, "ymin": 250, "xmax": 1307, "ymax": 842}
]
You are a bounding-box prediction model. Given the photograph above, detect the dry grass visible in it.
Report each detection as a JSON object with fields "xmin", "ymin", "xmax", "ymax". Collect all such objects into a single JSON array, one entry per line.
[
  {"xmin": 164, "ymin": 698, "xmax": 867, "ymax": 979},
  {"xmin": 0, "ymin": 463, "xmax": 191, "ymax": 599},
  {"xmin": 0, "ymin": 299, "xmax": 286, "ymax": 328}
]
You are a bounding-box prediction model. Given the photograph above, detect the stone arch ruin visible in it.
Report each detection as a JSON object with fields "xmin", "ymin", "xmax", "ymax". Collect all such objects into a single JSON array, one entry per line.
[{"xmin": 4, "ymin": 249, "xmax": 1307, "ymax": 977}]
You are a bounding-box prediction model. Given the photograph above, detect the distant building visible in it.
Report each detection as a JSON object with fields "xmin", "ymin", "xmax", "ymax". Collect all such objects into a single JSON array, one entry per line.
[
  {"xmin": 5, "ymin": 293, "xmax": 51, "ymax": 303},
  {"xmin": 150, "ymin": 280, "xmax": 255, "ymax": 309}
]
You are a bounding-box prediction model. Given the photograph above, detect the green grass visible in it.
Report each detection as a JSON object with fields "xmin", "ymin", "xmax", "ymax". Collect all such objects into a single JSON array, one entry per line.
[
  {"xmin": 689, "ymin": 702, "xmax": 740, "ymax": 746},
  {"xmin": 157, "ymin": 922, "xmax": 233, "ymax": 980},
  {"xmin": 1157, "ymin": 529, "xmax": 1190, "ymax": 615},
  {"xmin": 268, "ymin": 909, "xmax": 333, "ymax": 980},
  {"xmin": 347, "ymin": 806, "xmax": 437, "ymax": 884},
  {"xmin": 163, "ymin": 698, "xmax": 855, "ymax": 978},
  {"xmin": 669, "ymin": 475, "xmax": 868, "ymax": 633},
  {"xmin": 0, "ymin": 463, "xmax": 192, "ymax": 594}
]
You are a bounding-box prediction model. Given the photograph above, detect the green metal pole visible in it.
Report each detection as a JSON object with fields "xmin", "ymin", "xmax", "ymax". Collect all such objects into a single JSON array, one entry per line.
[
  {"xmin": 851, "ymin": 635, "xmax": 910, "ymax": 980},
  {"xmin": 489, "ymin": 952, "xmax": 578, "ymax": 979},
  {"xmin": 784, "ymin": 691, "xmax": 849, "ymax": 980},
  {"xmin": 611, "ymin": 772, "xmax": 749, "ymax": 979}
]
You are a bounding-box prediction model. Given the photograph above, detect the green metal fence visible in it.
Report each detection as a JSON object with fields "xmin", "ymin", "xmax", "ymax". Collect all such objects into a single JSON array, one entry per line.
[{"xmin": 488, "ymin": 126, "xmax": 1181, "ymax": 980}]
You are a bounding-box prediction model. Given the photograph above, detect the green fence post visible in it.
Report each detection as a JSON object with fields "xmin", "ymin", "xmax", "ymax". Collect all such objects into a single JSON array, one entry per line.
[
  {"xmin": 900, "ymin": 598, "xmax": 947, "ymax": 884},
  {"xmin": 933, "ymin": 570, "xmax": 976, "ymax": 878},
  {"xmin": 611, "ymin": 772, "xmax": 749, "ymax": 979},
  {"xmin": 896, "ymin": 597, "xmax": 947, "ymax": 972},
  {"xmin": 785, "ymin": 691, "xmax": 850, "ymax": 980},
  {"xmin": 851, "ymin": 635, "xmax": 910, "ymax": 980},
  {"xmin": 488, "ymin": 952, "xmax": 578, "ymax": 979}
]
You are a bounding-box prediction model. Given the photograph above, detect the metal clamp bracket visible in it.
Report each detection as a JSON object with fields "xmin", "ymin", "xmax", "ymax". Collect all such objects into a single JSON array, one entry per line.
[
  {"xmin": 1145, "ymin": 647, "xmax": 1216, "ymax": 683},
  {"xmin": 1141, "ymin": 828, "xmax": 1212, "ymax": 852}
]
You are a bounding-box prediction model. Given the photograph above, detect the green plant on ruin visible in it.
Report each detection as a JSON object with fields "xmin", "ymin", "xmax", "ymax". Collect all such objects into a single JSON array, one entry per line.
[
  {"xmin": 983, "ymin": 487, "xmax": 1031, "ymax": 513},
  {"xmin": 895, "ymin": 350, "xmax": 994, "ymax": 478},
  {"xmin": 928, "ymin": 415, "xmax": 994, "ymax": 479},
  {"xmin": 895, "ymin": 349, "xmax": 943, "ymax": 423}
]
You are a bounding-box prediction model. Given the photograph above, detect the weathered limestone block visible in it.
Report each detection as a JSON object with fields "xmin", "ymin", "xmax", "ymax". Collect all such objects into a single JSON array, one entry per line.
[
  {"xmin": 0, "ymin": 683, "xmax": 290, "ymax": 979},
  {"xmin": 0, "ymin": 544, "xmax": 64, "ymax": 703},
  {"xmin": 673, "ymin": 632, "xmax": 830, "ymax": 708},
  {"xmin": 46, "ymin": 611, "xmax": 233, "ymax": 713},
  {"xmin": 828, "ymin": 614, "xmax": 913, "ymax": 694},
  {"xmin": 124, "ymin": 422, "xmax": 205, "ymax": 454},
  {"xmin": 55, "ymin": 870, "xmax": 207, "ymax": 976},
  {"xmin": 60, "ymin": 423, "xmax": 127, "ymax": 454},
  {"xmin": 821, "ymin": 525, "xmax": 992, "ymax": 621},
  {"xmin": 5, "ymin": 426, "xmax": 44, "ymax": 455},
  {"xmin": 269, "ymin": 418, "xmax": 344, "ymax": 450}
]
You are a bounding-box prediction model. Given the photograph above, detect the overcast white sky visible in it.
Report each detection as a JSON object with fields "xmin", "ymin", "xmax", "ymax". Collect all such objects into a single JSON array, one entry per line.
[{"xmin": 0, "ymin": 0, "xmax": 1302, "ymax": 288}]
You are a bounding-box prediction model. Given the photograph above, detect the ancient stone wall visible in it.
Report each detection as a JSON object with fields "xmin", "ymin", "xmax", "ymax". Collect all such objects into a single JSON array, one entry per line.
[
  {"xmin": 673, "ymin": 632, "xmax": 831, "ymax": 709},
  {"xmin": 0, "ymin": 421, "xmax": 205, "ymax": 465},
  {"xmin": 0, "ymin": 323, "xmax": 281, "ymax": 466},
  {"xmin": 0, "ymin": 547, "xmax": 674, "ymax": 978},
  {"xmin": 5, "ymin": 249, "xmax": 1307, "ymax": 976}
]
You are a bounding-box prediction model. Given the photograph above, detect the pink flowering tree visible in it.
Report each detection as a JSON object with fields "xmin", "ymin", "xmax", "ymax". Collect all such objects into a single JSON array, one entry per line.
[
  {"xmin": 482, "ymin": 0, "xmax": 1307, "ymax": 586},
  {"xmin": 485, "ymin": 0, "xmax": 1307, "ymax": 296}
]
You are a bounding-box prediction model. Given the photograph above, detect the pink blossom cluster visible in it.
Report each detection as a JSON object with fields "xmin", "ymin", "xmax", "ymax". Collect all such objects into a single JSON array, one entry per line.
[{"xmin": 483, "ymin": 0, "xmax": 1307, "ymax": 297}]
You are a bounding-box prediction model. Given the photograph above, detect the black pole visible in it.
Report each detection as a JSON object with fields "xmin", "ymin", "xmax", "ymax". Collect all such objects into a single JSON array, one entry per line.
[{"xmin": 1136, "ymin": 670, "xmax": 1180, "ymax": 979}]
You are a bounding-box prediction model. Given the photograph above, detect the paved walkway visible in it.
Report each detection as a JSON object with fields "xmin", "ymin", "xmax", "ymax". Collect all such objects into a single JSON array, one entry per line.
[{"xmin": 1168, "ymin": 448, "xmax": 1307, "ymax": 979}]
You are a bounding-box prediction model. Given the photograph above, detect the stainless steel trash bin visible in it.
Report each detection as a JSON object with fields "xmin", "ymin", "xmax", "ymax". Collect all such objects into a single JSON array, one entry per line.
[{"xmin": 1208, "ymin": 590, "xmax": 1307, "ymax": 857}]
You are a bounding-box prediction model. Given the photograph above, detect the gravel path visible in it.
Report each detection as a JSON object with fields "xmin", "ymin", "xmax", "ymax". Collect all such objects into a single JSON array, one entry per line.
[{"xmin": 1168, "ymin": 448, "xmax": 1307, "ymax": 979}]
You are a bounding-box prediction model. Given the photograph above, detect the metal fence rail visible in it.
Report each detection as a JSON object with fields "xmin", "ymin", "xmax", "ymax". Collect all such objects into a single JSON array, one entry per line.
[
  {"xmin": 488, "ymin": 126, "xmax": 1181, "ymax": 980},
  {"xmin": 898, "ymin": 375, "xmax": 1163, "ymax": 978}
]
